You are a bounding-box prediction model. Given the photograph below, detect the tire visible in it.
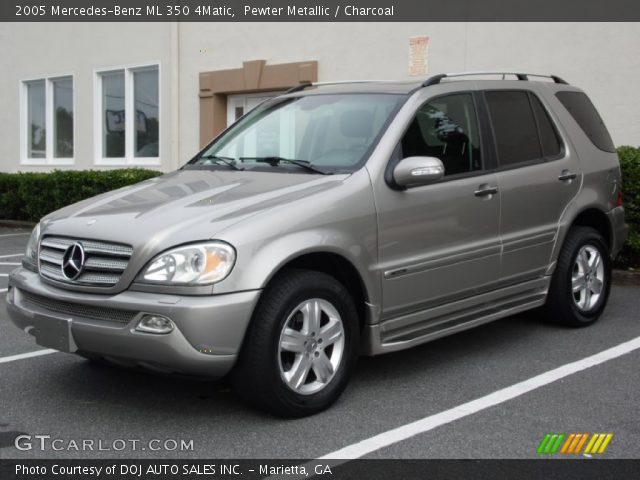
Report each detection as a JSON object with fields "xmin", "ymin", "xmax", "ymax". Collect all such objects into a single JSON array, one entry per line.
[
  {"xmin": 232, "ymin": 269, "xmax": 359, "ymax": 417},
  {"xmin": 543, "ymin": 226, "xmax": 611, "ymax": 327}
]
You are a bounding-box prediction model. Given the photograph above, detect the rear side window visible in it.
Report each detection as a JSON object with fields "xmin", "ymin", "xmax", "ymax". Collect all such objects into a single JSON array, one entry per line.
[
  {"xmin": 556, "ymin": 91, "xmax": 615, "ymax": 152},
  {"xmin": 485, "ymin": 91, "xmax": 542, "ymax": 167},
  {"xmin": 530, "ymin": 94, "xmax": 562, "ymax": 158}
]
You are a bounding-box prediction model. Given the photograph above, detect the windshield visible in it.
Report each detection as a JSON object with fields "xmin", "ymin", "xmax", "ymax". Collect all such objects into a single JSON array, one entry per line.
[{"xmin": 191, "ymin": 93, "xmax": 405, "ymax": 173}]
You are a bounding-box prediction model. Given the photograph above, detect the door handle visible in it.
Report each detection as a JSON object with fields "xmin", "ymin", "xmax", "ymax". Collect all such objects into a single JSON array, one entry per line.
[
  {"xmin": 558, "ymin": 170, "xmax": 578, "ymax": 182},
  {"xmin": 474, "ymin": 185, "xmax": 499, "ymax": 197}
]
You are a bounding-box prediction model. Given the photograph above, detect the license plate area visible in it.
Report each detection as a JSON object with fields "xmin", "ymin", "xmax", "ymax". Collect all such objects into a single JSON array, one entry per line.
[{"xmin": 33, "ymin": 315, "xmax": 78, "ymax": 353}]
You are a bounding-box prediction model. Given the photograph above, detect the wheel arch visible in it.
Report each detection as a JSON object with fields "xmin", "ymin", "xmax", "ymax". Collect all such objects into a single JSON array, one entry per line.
[
  {"xmin": 550, "ymin": 205, "xmax": 614, "ymax": 275},
  {"xmin": 262, "ymin": 251, "xmax": 372, "ymax": 330},
  {"xmin": 570, "ymin": 207, "xmax": 612, "ymax": 250}
]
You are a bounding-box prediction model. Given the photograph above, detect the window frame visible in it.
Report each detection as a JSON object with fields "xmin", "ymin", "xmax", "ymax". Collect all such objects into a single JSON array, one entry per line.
[
  {"xmin": 94, "ymin": 62, "xmax": 161, "ymax": 166},
  {"xmin": 482, "ymin": 89, "xmax": 566, "ymax": 172},
  {"xmin": 386, "ymin": 90, "xmax": 491, "ymax": 189},
  {"xmin": 19, "ymin": 73, "xmax": 75, "ymax": 166}
]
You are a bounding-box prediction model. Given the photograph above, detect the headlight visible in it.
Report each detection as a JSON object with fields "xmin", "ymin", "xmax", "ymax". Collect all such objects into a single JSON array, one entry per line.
[
  {"xmin": 138, "ymin": 241, "xmax": 236, "ymax": 285},
  {"xmin": 24, "ymin": 222, "xmax": 41, "ymax": 267}
]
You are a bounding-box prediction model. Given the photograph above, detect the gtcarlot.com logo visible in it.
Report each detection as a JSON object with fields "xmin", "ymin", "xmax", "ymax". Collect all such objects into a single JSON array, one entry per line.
[{"xmin": 537, "ymin": 432, "xmax": 613, "ymax": 455}]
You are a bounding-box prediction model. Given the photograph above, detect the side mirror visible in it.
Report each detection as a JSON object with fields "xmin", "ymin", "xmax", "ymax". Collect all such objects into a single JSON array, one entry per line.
[{"xmin": 393, "ymin": 156, "xmax": 444, "ymax": 189}]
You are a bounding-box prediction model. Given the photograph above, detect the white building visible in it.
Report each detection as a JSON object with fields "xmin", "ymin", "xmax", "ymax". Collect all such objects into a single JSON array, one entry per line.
[{"xmin": 1, "ymin": 22, "xmax": 638, "ymax": 172}]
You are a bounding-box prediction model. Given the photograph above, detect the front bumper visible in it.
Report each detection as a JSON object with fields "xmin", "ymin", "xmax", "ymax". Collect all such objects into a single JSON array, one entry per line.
[{"xmin": 6, "ymin": 268, "xmax": 260, "ymax": 378}]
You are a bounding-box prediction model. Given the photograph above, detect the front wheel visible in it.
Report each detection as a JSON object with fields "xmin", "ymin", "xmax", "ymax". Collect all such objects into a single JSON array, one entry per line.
[
  {"xmin": 232, "ymin": 269, "xmax": 359, "ymax": 417},
  {"xmin": 544, "ymin": 226, "xmax": 611, "ymax": 327}
]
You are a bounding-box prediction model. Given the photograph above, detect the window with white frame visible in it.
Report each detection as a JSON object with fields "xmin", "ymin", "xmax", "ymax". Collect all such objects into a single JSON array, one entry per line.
[
  {"xmin": 96, "ymin": 65, "xmax": 159, "ymax": 165},
  {"xmin": 21, "ymin": 76, "xmax": 74, "ymax": 164}
]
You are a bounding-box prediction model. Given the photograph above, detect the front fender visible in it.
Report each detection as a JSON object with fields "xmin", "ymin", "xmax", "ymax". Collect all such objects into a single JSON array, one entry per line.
[{"xmin": 215, "ymin": 228, "xmax": 381, "ymax": 310}]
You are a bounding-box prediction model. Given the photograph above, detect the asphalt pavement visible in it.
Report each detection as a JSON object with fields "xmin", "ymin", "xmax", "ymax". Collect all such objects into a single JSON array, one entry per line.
[{"xmin": 0, "ymin": 227, "xmax": 639, "ymax": 460}]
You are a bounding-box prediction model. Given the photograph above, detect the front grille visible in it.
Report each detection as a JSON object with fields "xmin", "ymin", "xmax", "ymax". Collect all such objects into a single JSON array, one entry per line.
[
  {"xmin": 39, "ymin": 236, "xmax": 133, "ymax": 287},
  {"xmin": 20, "ymin": 290, "xmax": 138, "ymax": 325}
]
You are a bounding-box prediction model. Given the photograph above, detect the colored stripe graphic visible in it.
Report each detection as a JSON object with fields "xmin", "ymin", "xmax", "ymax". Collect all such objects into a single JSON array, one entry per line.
[
  {"xmin": 567, "ymin": 433, "xmax": 583, "ymax": 453},
  {"xmin": 584, "ymin": 434, "xmax": 598, "ymax": 454},
  {"xmin": 597, "ymin": 434, "xmax": 613, "ymax": 453},
  {"xmin": 540, "ymin": 433, "xmax": 613, "ymax": 454},
  {"xmin": 560, "ymin": 433, "xmax": 575, "ymax": 453},
  {"xmin": 584, "ymin": 433, "xmax": 614, "ymax": 454},
  {"xmin": 550, "ymin": 433, "xmax": 565, "ymax": 453},
  {"xmin": 537, "ymin": 433, "xmax": 566, "ymax": 453},
  {"xmin": 574, "ymin": 433, "xmax": 589, "ymax": 453},
  {"xmin": 537, "ymin": 434, "xmax": 552, "ymax": 453}
]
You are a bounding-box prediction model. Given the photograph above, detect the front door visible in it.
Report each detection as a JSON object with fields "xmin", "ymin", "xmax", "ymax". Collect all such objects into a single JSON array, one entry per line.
[{"xmin": 374, "ymin": 92, "xmax": 502, "ymax": 320}]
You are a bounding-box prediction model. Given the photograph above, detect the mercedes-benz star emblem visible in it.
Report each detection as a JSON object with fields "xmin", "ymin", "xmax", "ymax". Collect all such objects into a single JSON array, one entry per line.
[{"xmin": 61, "ymin": 242, "xmax": 86, "ymax": 280}]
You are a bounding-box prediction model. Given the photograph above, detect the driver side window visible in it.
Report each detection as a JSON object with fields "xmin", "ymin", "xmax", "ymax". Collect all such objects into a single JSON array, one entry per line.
[{"xmin": 401, "ymin": 93, "xmax": 482, "ymax": 176}]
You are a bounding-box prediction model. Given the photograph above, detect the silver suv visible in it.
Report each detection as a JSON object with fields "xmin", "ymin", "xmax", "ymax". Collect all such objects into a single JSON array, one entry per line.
[{"xmin": 7, "ymin": 72, "xmax": 628, "ymax": 417}]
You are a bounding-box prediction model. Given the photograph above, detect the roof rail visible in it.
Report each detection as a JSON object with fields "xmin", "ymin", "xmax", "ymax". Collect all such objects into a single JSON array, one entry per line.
[
  {"xmin": 422, "ymin": 71, "xmax": 568, "ymax": 87},
  {"xmin": 285, "ymin": 81, "xmax": 313, "ymax": 93},
  {"xmin": 285, "ymin": 79, "xmax": 402, "ymax": 94}
]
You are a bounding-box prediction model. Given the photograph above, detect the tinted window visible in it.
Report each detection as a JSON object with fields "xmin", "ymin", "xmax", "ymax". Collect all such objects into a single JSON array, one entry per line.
[
  {"xmin": 401, "ymin": 93, "xmax": 481, "ymax": 176},
  {"xmin": 530, "ymin": 94, "xmax": 562, "ymax": 158},
  {"xmin": 485, "ymin": 91, "xmax": 541, "ymax": 166},
  {"xmin": 556, "ymin": 91, "xmax": 615, "ymax": 152}
]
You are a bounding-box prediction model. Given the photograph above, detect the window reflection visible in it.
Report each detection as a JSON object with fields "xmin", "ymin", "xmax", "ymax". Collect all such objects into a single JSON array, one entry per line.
[
  {"xmin": 53, "ymin": 77, "xmax": 73, "ymax": 158},
  {"xmin": 27, "ymin": 80, "xmax": 46, "ymax": 158},
  {"xmin": 102, "ymin": 71, "xmax": 125, "ymax": 158},
  {"xmin": 134, "ymin": 67, "xmax": 159, "ymax": 157}
]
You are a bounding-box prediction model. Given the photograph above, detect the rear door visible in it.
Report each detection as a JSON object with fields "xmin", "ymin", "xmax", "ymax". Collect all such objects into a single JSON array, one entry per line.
[{"xmin": 483, "ymin": 89, "xmax": 581, "ymax": 283}]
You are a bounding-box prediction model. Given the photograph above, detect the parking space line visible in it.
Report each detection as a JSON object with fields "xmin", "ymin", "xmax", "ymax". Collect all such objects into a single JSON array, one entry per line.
[
  {"xmin": 0, "ymin": 288, "xmax": 7, "ymax": 293},
  {"xmin": 0, "ymin": 233, "xmax": 30, "ymax": 238},
  {"xmin": 0, "ymin": 349, "xmax": 57, "ymax": 364},
  {"xmin": 0, "ymin": 274, "xmax": 8, "ymax": 277},
  {"xmin": 0, "ymin": 253, "xmax": 23, "ymax": 258},
  {"xmin": 318, "ymin": 335, "xmax": 640, "ymax": 460},
  {"xmin": 0, "ymin": 262, "xmax": 20, "ymax": 266}
]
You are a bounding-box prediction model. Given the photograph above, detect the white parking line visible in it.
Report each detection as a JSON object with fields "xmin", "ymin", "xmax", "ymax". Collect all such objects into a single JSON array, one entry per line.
[
  {"xmin": 318, "ymin": 335, "xmax": 640, "ymax": 460},
  {"xmin": 0, "ymin": 233, "xmax": 30, "ymax": 237},
  {"xmin": 0, "ymin": 288, "xmax": 7, "ymax": 293},
  {"xmin": 0, "ymin": 349, "xmax": 57, "ymax": 364},
  {"xmin": 0, "ymin": 274, "xmax": 8, "ymax": 277},
  {"xmin": 0, "ymin": 253, "xmax": 23, "ymax": 258},
  {"xmin": 0, "ymin": 262, "xmax": 20, "ymax": 266}
]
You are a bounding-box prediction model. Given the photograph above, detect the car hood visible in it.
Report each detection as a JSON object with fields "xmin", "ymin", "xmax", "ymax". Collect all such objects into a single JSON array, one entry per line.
[{"xmin": 42, "ymin": 168, "xmax": 350, "ymax": 250}]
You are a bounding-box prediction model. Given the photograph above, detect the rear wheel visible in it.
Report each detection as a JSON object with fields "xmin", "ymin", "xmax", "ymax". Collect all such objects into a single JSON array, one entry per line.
[
  {"xmin": 544, "ymin": 226, "xmax": 611, "ymax": 327},
  {"xmin": 232, "ymin": 269, "xmax": 359, "ymax": 417}
]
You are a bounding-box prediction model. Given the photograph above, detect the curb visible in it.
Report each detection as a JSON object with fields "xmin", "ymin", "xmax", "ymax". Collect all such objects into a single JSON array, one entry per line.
[
  {"xmin": 612, "ymin": 269, "xmax": 640, "ymax": 286},
  {"xmin": 0, "ymin": 220, "xmax": 37, "ymax": 229}
]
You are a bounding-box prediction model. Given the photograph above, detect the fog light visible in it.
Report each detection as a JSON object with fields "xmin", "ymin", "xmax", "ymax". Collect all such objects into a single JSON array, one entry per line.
[
  {"xmin": 135, "ymin": 314, "xmax": 174, "ymax": 334},
  {"xmin": 6, "ymin": 287, "xmax": 14, "ymax": 304}
]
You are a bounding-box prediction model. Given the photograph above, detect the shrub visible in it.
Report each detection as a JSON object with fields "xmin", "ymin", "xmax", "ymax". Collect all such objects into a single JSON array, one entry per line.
[
  {"xmin": 616, "ymin": 145, "xmax": 640, "ymax": 269},
  {"xmin": 0, "ymin": 169, "xmax": 163, "ymax": 222}
]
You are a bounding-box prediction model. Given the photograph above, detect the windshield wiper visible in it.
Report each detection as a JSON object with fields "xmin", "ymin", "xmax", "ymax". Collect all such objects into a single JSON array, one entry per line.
[
  {"xmin": 197, "ymin": 155, "xmax": 245, "ymax": 171},
  {"xmin": 240, "ymin": 157, "xmax": 331, "ymax": 175}
]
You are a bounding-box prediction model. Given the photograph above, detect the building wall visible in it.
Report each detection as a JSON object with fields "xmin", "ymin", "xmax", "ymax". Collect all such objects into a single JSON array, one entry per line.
[
  {"xmin": 1, "ymin": 22, "xmax": 638, "ymax": 173},
  {"xmin": 180, "ymin": 22, "xmax": 640, "ymax": 162},
  {"xmin": 0, "ymin": 22, "xmax": 176, "ymax": 173}
]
